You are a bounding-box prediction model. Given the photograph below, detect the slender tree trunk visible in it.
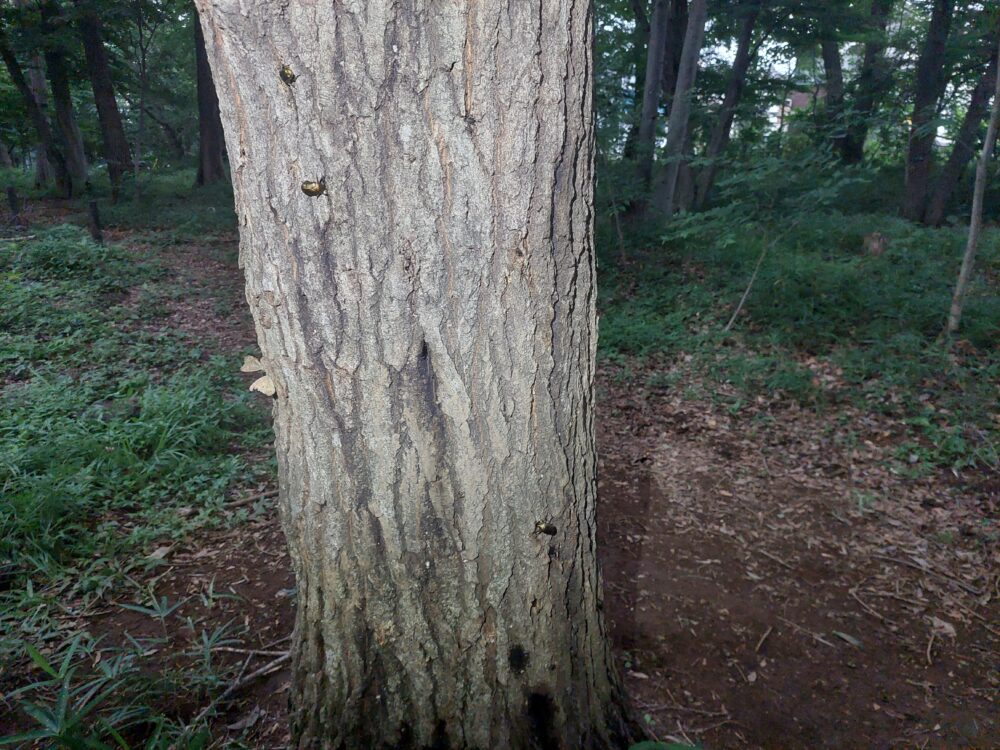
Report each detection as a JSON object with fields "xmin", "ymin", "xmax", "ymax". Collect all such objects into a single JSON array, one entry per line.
[
  {"xmin": 26, "ymin": 53, "xmax": 55, "ymax": 186},
  {"xmin": 621, "ymin": 0, "xmax": 650, "ymax": 160},
  {"xmin": 41, "ymin": 0, "xmax": 88, "ymax": 190},
  {"xmin": 821, "ymin": 39, "xmax": 846, "ymax": 149},
  {"xmin": 842, "ymin": 0, "xmax": 896, "ymax": 163},
  {"xmin": 947, "ymin": 37, "xmax": 1000, "ymax": 335},
  {"xmin": 903, "ymin": 0, "xmax": 955, "ymax": 221},
  {"xmin": 0, "ymin": 142, "xmax": 13, "ymax": 168},
  {"xmin": 660, "ymin": 0, "xmax": 687, "ymax": 114},
  {"xmin": 195, "ymin": 1, "xmax": 632, "ymax": 748},
  {"xmin": 634, "ymin": 0, "xmax": 671, "ymax": 187},
  {"xmin": 194, "ymin": 19, "xmax": 225, "ymax": 185},
  {"xmin": 0, "ymin": 30, "xmax": 69, "ymax": 196},
  {"xmin": 694, "ymin": 1, "xmax": 763, "ymax": 210},
  {"xmin": 925, "ymin": 48, "xmax": 998, "ymax": 226},
  {"xmin": 74, "ymin": 0, "xmax": 130, "ymax": 200},
  {"xmin": 652, "ymin": 0, "xmax": 707, "ymax": 216}
]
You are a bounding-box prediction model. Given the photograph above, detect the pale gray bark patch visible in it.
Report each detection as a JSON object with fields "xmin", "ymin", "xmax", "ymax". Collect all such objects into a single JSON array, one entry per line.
[{"xmin": 195, "ymin": 1, "xmax": 630, "ymax": 747}]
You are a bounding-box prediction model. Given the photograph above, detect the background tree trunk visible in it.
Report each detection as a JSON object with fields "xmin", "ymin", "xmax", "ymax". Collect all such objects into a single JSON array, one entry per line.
[
  {"xmin": 652, "ymin": 0, "xmax": 708, "ymax": 216},
  {"xmin": 694, "ymin": 1, "xmax": 763, "ymax": 210},
  {"xmin": 41, "ymin": 0, "xmax": 88, "ymax": 190},
  {"xmin": 634, "ymin": 0, "xmax": 671, "ymax": 188},
  {"xmin": 948, "ymin": 36, "xmax": 1000, "ymax": 335},
  {"xmin": 903, "ymin": 0, "xmax": 955, "ymax": 221},
  {"xmin": 25, "ymin": 50, "xmax": 55, "ymax": 187},
  {"xmin": 194, "ymin": 1, "xmax": 631, "ymax": 748},
  {"xmin": 924, "ymin": 48, "xmax": 998, "ymax": 226},
  {"xmin": 0, "ymin": 31, "xmax": 69, "ymax": 195},
  {"xmin": 821, "ymin": 39, "xmax": 846, "ymax": 150},
  {"xmin": 75, "ymin": 0, "xmax": 130, "ymax": 200},
  {"xmin": 621, "ymin": 0, "xmax": 651, "ymax": 160},
  {"xmin": 842, "ymin": 0, "xmax": 896, "ymax": 163},
  {"xmin": 194, "ymin": 19, "xmax": 224, "ymax": 185}
]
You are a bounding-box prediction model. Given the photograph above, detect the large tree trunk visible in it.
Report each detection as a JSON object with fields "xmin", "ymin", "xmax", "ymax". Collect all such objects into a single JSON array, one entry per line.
[
  {"xmin": 634, "ymin": 0, "xmax": 671, "ymax": 187},
  {"xmin": 903, "ymin": 0, "xmax": 955, "ymax": 221},
  {"xmin": 195, "ymin": 1, "xmax": 631, "ymax": 748},
  {"xmin": 694, "ymin": 0, "xmax": 763, "ymax": 210},
  {"xmin": 0, "ymin": 29, "xmax": 69, "ymax": 196},
  {"xmin": 74, "ymin": 0, "xmax": 130, "ymax": 200},
  {"xmin": 41, "ymin": 0, "xmax": 88, "ymax": 190},
  {"xmin": 194, "ymin": 19, "xmax": 224, "ymax": 185},
  {"xmin": 842, "ymin": 0, "xmax": 896, "ymax": 163},
  {"xmin": 948, "ymin": 35, "xmax": 1000, "ymax": 335},
  {"xmin": 652, "ymin": 0, "xmax": 707, "ymax": 216},
  {"xmin": 924, "ymin": 48, "xmax": 998, "ymax": 226}
]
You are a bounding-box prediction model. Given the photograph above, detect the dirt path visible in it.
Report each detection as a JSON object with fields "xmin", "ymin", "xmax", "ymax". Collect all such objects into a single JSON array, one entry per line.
[{"xmin": 66, "ymin": 233, "xmax": 1000, "ymax": 748}]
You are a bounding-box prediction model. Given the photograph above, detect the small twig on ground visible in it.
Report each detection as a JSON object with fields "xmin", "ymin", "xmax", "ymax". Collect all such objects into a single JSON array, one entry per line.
[
  {"xmin": 755, "ymin": 625, "xmax": 773, "ymax": 654},
  {"xmin": 849, "ymin": 588, "xmax": 894, "ymax": 629},
  {"xmin": 724, "ymin": 238, "xmax": 771, "ymax": 332},
  {"xmin": 777, "ymin": 616, "xmax": 836, "ymax": 648},
  {"xmin": 0, "ymin": 234, "xmax": 35, "ymax": 242},
  {"xmin": 872, "ymin": 554, "xmax": 982, "ymax": 596},
  {"xmin": 228, "ymin": 488, "xmax": 278, "ymax": 508},
  {"xmin": 926, "ymin": 632, "xmax": 935, "ymax": 666},
  {"xmin": 189, "ymin": 652, "xmax": 290, "ymax": 729},
  {"xmin": 212, "ymin": 646, "xmax": 289, "ymax": 657},
  {"xmin": 759, "ymin": 549, "xmax": 795, "ymax": 571}
]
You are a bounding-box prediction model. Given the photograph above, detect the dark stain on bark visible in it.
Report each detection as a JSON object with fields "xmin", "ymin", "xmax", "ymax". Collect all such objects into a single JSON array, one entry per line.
[
  {"xmin": 526, "ymin": 691, "xmax": 559, "ymax": 750},
  {"xmin": 508, "ymin": 644, "xmax": 529, "ymax": 675}
]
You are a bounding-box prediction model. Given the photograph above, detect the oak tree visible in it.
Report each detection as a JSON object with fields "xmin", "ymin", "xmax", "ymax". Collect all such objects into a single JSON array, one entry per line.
[{"xmin": 195, "ymin": 1, "xmax": 631, "ymax": 747}]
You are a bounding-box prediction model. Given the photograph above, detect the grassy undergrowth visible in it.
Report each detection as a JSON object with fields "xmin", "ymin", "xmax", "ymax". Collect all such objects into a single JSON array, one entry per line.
[
  {"xmin": 0, "ymin": 224, "xmax": 269, "ymax": 746},
  {"xmin": 598, "ymin": 154, "xmax": 1000, "ymax": 473}
]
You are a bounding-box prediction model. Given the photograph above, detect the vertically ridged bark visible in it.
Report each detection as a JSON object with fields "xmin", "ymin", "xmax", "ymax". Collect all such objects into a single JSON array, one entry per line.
[{"xmin": 195, "ymin": 1, "xmax": 629, "ymax": 748}]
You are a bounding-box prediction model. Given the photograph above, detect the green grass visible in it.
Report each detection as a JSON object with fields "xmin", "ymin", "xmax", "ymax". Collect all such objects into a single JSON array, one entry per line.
[
  {"xmin": 597, "ymin": 159, "xmax": 1000, "ymax": 473},
  {"xmin": 0, "ymin": 224, "xmax": 270, "ymax": 679}
]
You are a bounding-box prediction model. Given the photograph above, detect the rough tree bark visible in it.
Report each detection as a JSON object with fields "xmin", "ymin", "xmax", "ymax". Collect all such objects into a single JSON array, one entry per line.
[
  {"xmin": 195, "ymin": 1, "xmax": 631, "ymax": 748},
  {"xmin": 903, "ymin": 0, "xmax": 955, "ymax": 221},
  {"xmin": 74, "ymin": 0, "xmax": 131, "ymax": 200},
  {"xmin": 41, "ymin": 0, "xmax": 88, "ymax": 190},
  {"xmin": 694, "ymin": 0, "xmax": 763, "ymax": 210},
  {"xmin": 842, "ymin": 0, "xmax": 896, "ymax": 163},
  {"xmin": 194, "ymin": 19, "xmax": 224, "ymax": 185},
  {"xmin": 924, "ymin": 48, "xmax": 998, "ymax": 226},
  {"xmin": 947, "ymin": 35, "xmax": 1000, "ymax": 335},
  {"xmin": 652, "ymin": 0, "xmax": 707, "ymax": 216}
]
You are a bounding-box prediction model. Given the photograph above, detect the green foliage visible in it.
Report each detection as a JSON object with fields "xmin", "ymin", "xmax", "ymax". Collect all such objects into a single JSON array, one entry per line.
[
  {"xmin": 0, "ymin": 226, "xmax": 270, "ymax": 660},
  {"xmin": 599, "ymin": 152, "xmax": 1000, "ymax": 471},
  {"xmin": 99, "ymin": 169, "xmax": 237, "ymax": 238}
]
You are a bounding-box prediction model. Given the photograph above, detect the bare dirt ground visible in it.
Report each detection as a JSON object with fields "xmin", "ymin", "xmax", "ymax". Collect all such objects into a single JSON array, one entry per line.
[{"xmin": 9, "ymin": 219, "xmax": 999, "ymax": 748}]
